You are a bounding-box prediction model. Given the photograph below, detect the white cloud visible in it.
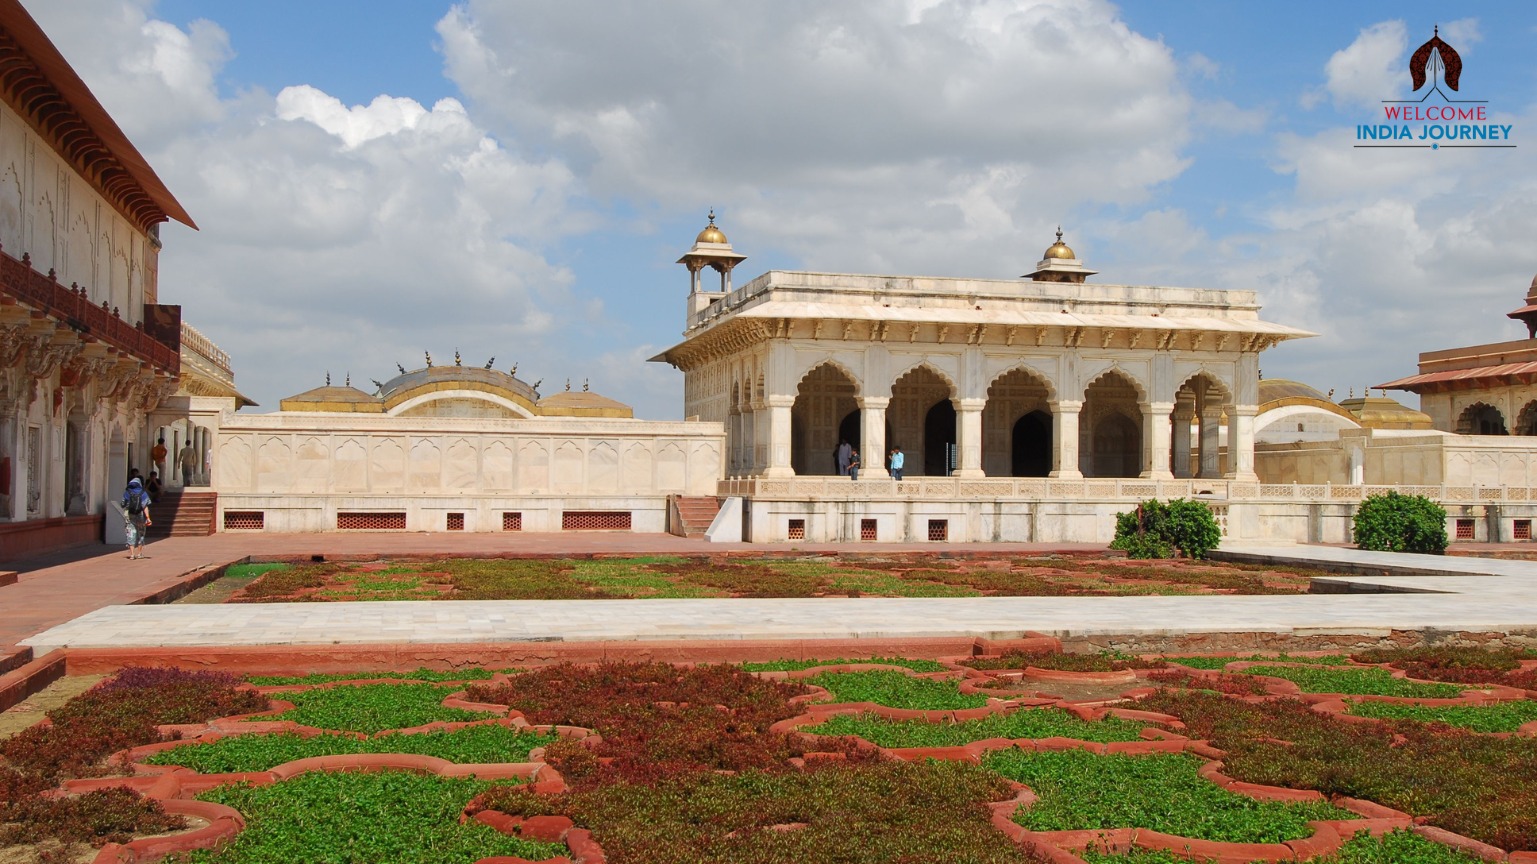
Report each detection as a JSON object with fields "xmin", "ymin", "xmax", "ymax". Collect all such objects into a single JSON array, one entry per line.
[
  {"xmin": 439, "ymin": 0, "xmax": 1196, "ymax": 278},
  {"xmin": 1304, "ymin": 20, "xmax": 1405, "ymax": 110},
  {"xmin": 23, "ymin": 0, "xmax": 599, "ymax": 415}
]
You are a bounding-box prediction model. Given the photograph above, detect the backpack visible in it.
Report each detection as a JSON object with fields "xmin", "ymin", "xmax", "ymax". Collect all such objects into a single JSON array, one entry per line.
[{"xmin": 126, "ymin": 491, "xmax": 145, "ymax": 517}]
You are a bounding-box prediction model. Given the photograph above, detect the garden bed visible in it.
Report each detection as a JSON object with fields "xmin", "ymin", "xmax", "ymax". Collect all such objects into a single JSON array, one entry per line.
[
  {"xmin": 3, "ymin": 646, "xmax": 1536, "ymax": 863},
  {"xmin": 178, "ymin": 554, "xmax": 1322, "ymax": 603}
]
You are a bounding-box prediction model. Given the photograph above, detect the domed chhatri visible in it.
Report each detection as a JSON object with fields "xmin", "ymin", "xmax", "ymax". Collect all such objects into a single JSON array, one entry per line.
[
  {"xmin": 1043, "ymin": 227, "xmax": 1076, "ymax": 260},
  {"xmin": 678, "ymin": 208, "xmax": 748, "ymax": 315},
  {"xmin": 1024, "ymin": 226, "xmax": 1096, "ymax": 284}
]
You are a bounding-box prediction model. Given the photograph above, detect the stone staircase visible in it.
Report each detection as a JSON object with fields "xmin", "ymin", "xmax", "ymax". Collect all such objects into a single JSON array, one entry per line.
[
  {"xmin": 145, "ymin": 490, "xmax": 218, "ymax": 538},
  {"xmin": 669, "ymin": 495, "xmax": 721, "ymax": 539}
]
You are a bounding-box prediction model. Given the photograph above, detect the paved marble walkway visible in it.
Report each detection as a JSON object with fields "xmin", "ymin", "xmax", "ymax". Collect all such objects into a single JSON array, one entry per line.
[{"xmin": 18, "ymin": 541, "xmax": 1537, "ymax": 652}]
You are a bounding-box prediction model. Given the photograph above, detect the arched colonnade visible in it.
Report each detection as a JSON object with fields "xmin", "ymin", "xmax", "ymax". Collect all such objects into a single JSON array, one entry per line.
[{"xmin": 749, "ymin": 359, "xmax": 1243, "ymax": 480}]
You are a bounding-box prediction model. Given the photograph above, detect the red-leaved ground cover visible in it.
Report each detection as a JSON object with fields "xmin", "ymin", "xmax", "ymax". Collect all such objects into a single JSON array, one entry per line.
[
  {"xmin": 0, "ymin": 667, "xmax": 267, "ymax": 851},
  {"xmin": 1353, "ymin": 646, "xmax": 1537, "ymax": 690},
  {"xmin": 463, "ymin": 661, "xmax": 870, "ymax": 785}
]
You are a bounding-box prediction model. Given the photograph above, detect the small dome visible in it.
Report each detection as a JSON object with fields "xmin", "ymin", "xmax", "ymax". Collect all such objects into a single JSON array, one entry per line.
[
  {"xmin": 1043, "ymin": 227, "xmax": 1075, "ymax": 260},
  {"xmin": 696, "ymin": 210, "xmax": 728, "ymax": 245}
]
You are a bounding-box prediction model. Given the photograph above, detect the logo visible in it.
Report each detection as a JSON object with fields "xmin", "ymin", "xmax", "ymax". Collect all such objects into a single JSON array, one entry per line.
[{"xmin": 1355, "ymin": 26, "xmax": 1514, "ymax": 150}]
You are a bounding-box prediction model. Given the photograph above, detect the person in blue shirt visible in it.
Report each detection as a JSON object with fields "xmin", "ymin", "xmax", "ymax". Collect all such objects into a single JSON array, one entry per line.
[
  {"xmin": 120, "ymin": 477, "xmax": 152, "ymax": 559},
  {"xmin": 889, "ymin": 447, "xmax": 905, "ymax": 481},
  {"xmin": 848, "ymin": 449, "xmax": 861, "ymax": 480}
]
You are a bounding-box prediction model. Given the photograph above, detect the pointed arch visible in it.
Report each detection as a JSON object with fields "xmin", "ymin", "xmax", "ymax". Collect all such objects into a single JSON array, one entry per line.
[
  {"xmin": 792, "ymin": 361, "xmax": 859, "ymax": 475},
  {"xmin": 1456, "ymin": 402, "xmax": 1507, "ymax": 436},
  {"xmin": 983, "ymin": 366, "xmax": 1056, "ymax": 476},
  {"xmin": 1082, "ymin": 365, "xmax": 1148, "ymax": 403},
  {"xmin": 1517, "ymin": 401, "xmax": 1537, "ymax": 437},
  {"xmin": 891, "ymin": 360, "xmax": 958, "ymax": 398}
]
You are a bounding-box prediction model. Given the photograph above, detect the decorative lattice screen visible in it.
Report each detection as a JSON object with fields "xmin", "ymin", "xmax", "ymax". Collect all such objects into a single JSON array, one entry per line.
[
  {"xmin": 337, "ymin": 512, "xmax": 406, "ymax": 530},
  {"xmin": 223, "ymin": 511, "xmax": 264, "ymax": 530},
  {"xmin": 562, "ymin": 511, "xmax": 632, "ymax": 531}
]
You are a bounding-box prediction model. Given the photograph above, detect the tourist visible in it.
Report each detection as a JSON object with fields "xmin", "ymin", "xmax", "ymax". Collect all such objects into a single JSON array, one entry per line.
[
  {"xmin": 120, "ymin": 477, "xmax": 151, "ymax": 559},
  {"xmin": 836, "ymin": 439, "xmax": 852, "ymax": 477},
  {"xmin": 145, "ymin": 471, "xmax": 163, "ymax": 503},
  {"xmin": 151, "ymin": 436, "xmax": 167, "ymax": 479},
  {"xmin": 178, "ymin": 441, "xmax": 196, "ymax": 486},
  {"xmin": 890, "ymin": 447, "xmax": 905, "ymax": 481},
  {"xmin": 848, "ymin": 449, "xmax": 860, "ymax": 481}
]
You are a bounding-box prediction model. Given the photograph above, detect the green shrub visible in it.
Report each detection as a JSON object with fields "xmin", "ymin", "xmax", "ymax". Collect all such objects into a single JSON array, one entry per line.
[
  {"xmin": 1111, "ymin": 499, "xmax": 1221, "ymax": 559},
  {"xmin": 1352, "ymin": 491, "xmax": 1448, "ymax": 553}
]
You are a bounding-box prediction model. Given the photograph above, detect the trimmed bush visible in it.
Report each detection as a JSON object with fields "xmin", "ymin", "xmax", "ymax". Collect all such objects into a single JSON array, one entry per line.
[
  {"xmin": 1111, "ymin": 499, "xmax": 1221, "ymax": 559},
  {"xmin": 1352, "ymin": 491, "xmax": 1448, "ymax": 554}
]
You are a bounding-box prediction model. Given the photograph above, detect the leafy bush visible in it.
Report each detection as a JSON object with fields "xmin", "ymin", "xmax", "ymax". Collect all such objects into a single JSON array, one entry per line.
[
  {"xmin": 1111, "ymin": 499, "xmax": 1221, "ymax": 559},
  {"xmin": 1352, "ymin": 491, "xmax": 1449, "ymax": 553}
]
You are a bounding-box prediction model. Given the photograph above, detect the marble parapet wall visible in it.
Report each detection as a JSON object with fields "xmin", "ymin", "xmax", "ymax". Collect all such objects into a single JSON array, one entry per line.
[{"xmin": 213, "ymin": 413, "xmax": 724, "ymax": 498}]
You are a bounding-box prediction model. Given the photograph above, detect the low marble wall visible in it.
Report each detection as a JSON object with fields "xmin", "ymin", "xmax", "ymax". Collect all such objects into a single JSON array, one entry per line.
[{"xmin": 214, "ymin": 414, "xmax": 724, "ymax": 498}]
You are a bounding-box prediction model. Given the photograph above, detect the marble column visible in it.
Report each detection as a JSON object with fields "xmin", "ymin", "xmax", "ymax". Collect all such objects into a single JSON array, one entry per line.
[
  {"xmin": 1199, "ymin": 407, "xmax": 1222, "ymax": 478},
  {"xmin": 1225, "ymin": 407, "xmax": 1258, "ymax": 481},
  {"xmin": 1049, "ymin": 400, "xmax": 1083, "ymax": 479},
  {"xmin": 954, "ymin": 397, "xmax": 985, "ymax": 478},
  {"xmin": 763, "ymin": 396, "xmax": 795, "ymax": 477},
  {"xmin": 858, "ymin": 397, "xmax": 888, "ymax": 479},
  {"xmin": 1171, "ymin": 396, "xmax": 1195, "ymax": 479},
  {"xmin": 1141, "ymin": 401, "xmax": 1174, "ymax": 480}
]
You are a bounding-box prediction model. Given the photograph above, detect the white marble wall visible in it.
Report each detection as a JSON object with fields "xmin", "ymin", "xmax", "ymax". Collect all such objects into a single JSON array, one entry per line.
[
  {"xmin": 0, "ymin": 103, "xmax": 158, "ymax": 315},
  {"xmin": 210, "ymin": 413, "xmax": 725, "ymax": 532},
  {"xmin": 1256, "ymin": 428, "xmax": 1537, "ymax": 488}
]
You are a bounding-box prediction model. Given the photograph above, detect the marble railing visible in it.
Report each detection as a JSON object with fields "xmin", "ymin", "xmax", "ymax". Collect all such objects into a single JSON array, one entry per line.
[{"xmin": 718, "ymin": 477, "xmax": 1537, "ymax": 504}]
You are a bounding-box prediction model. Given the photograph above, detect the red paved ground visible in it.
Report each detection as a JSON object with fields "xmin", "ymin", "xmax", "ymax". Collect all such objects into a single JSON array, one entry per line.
[{"xmin": 0, "ymin": 534, "xmax": 1109, "ymax": 651}]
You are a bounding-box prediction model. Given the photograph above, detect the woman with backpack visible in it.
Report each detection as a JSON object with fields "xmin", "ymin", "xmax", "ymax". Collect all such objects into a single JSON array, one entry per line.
[{"xmin": 120, "ymin": 477, "xmax": 152, "ymax": 559}]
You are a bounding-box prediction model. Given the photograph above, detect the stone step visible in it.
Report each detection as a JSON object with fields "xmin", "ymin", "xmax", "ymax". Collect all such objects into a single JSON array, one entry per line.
[{"xmin": 670, "ymin": 495, "xmax": 721, "ymax": 539}]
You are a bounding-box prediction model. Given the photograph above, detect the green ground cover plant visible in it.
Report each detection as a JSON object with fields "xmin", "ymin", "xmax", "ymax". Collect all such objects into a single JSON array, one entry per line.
[
  {"xmin": 246, "ymin": 667, "xmax": 511, "ymax": 685},
  {"xmin": 1164, "ymin": 654, "xmax": 1353, "ymax": 670},
  {"xmin": 1080, "ymin": 828, "xmax": 1486, "ymax": 862},
  {"xmin": 983, "ymin": 749, "xmax": 1351, "ymax": 843},
  {"xmin": 1138, "ymin": 689, "xmax": 1537, "ymax": 850},
  {"xmin": 273, "ymin": 683, "xmax": 496, "ymax": 734},
  {"xmin": 963, "ymin": 650, "xmax": 1165, "ymax": 672},
  {"xmin": 222, "ymin": 563, "xmax": 291, "ymax": 580},
  {"xmin": 806, "ymin": 670, "xmax": 989, "ymax": 710},
  {"xmin": 473, "ymin": 757, "xmax": 1035, "ymax": 864},
  {"xmin": 803, "ymin": 707, "xmax": 1148, "ymax": 747},
  {"xmin": 1344, "ymin": 698, "xmax": 1537, "ymax": 733},
  {"xmin": 740, "ymin": 657, "xmax": 947, "ymax": 673},
  {"xmin": 1239, "ymin": 665, "xmax": 1465, "ymax": 697},
  {"xmin": 172, "ymin": 770, "xmax": 562, "ymax": 864},
  {"xmin": 143, "ymin": 725, "xmax": 558, "ymax": 773}
]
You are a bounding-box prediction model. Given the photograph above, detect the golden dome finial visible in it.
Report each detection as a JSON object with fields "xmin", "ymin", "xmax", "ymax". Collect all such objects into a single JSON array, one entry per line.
[
  {"xmin": 696, "ymin": 209, "xmax": 728, "ymax": 244},
  {"xmin": 1044, "ymin": 226, "xmax": 1076, "ymax": 260}
]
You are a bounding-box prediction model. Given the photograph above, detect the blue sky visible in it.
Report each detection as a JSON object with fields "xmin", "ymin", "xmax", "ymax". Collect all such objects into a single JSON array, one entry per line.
[{"xmin": 22, "ymin": 1, "xmax": 1537, "ymax": 417}]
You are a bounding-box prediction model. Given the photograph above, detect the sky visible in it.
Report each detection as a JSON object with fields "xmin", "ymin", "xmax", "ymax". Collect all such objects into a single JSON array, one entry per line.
[{"xmin": 18, "ymin": 0, "xmax": 1537, "ymax": 418}]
